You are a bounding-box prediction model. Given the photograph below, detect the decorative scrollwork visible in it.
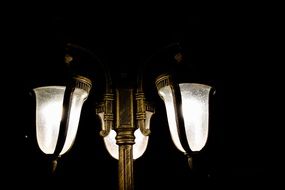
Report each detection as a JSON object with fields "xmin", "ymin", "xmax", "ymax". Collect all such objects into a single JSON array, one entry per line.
[
  {"xmin": 96, "ymin": 93, "xmax": 114, "ymax": 137},
  {"xmin": 136, "ymin": 92, "xmax": 154, "ymax": 136},
  {"xmin": 155, "ymin": 74, "xmax": 172, "ymax": 91},
  {"xmin": 139, "ymin": 127, "xmax": 151, "ymax": 136},
  {"xmin": 100, "ymin": 126, "xmax": 111, "ymax": 137},
  {"xmin": 74, "ymin": 75, "xmax": 92, "ymax": 93}
]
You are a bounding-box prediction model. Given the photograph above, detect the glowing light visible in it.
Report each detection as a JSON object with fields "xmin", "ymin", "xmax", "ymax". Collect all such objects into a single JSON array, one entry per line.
[{"xmin": 34, "ymin": 86, "xmax": 88, "ymax": 155}]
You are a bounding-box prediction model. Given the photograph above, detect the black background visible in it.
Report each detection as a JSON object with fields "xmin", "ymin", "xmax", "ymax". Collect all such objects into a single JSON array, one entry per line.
[{"xmin": 2, "ymin": 3, "xmax": 283, "ymax": 189}]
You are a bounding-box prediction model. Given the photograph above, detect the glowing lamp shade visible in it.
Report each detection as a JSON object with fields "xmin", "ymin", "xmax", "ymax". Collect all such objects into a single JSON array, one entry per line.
[
  {"xmin": 158, "ymin": 82, "xmax": 212, "ymax": 152},
  {"xmin": 33, "ymin": 86, "xmax": 89, "ymax": 155},
  {"xmin": 98, "ymin": 111, "xmax": 154, "ymax": 160}
]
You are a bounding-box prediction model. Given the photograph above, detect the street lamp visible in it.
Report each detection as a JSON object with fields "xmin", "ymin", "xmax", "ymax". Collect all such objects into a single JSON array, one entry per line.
[{"xmin": 32, "ymin": 43, "xmax": 213, "ymax": 190}]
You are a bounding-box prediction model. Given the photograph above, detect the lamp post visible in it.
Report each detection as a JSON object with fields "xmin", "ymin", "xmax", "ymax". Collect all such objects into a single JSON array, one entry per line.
[
  {"xmin": 96, "ymin": 85, "xmax": 154, "ymax": 190},
  {"xmin": 32, "ymin": 43, "xmax": 213, "ymax": 190},
  {"xmin": 94, "ymin": 60, "xmax": 155, "ymax": 189}
]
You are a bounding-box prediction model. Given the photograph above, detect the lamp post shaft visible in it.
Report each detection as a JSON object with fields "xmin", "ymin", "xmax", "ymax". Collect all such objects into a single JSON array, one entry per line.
[
  {"xmin": 118, "ymin": 145, "xmax": 134, "ymax": 190},
  {"xmin": 115, "ymin": 88, "xmax": 135, "ymax": 190}
]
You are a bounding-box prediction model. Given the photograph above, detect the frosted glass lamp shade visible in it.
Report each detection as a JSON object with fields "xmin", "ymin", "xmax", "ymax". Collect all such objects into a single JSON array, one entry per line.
[
  {"xmin": 133, "ymin": 110, "xmax": 153, "ymax": 159},
  {"xmin": 98, "ymin": 111, "xmax": 154, "ymax": 160},
  {"xmin": 158, "ymin": 82, "xmax": 212, "ymax": 152},
  {"xmin": 180, "ymin": 83, "xmax": 212, "ymax": 151},
  {"xmin": 33, "ymin": 86, "xmax": 88, "ymax": 155},
  {"xmin": 157, "ymin": 85, "xmax": 185, "ymax": 152}
]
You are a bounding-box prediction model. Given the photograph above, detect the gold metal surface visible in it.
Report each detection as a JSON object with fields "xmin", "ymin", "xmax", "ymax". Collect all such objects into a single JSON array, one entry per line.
[
  {"xmin": 74, "ymin": 75, "xmax": 92, "ymax": 93},
  {"xmin": 155, "ymin": 74, "xmax": 172, "ymax": 91},
  {"xmin": 97, "ymin": 93, "xmax": 114, "ymax": 137},
  {"xmin": 97, "ymin": 87, "xmax": 155, "ymax": 190},
  {"xmin": 115, "ymin": 88, "xmax": 135, "ymax": 190}
]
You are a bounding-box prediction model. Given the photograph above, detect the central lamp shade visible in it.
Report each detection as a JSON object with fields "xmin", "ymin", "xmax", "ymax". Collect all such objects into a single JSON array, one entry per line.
[
  {"xmin": 98, "ymin": 110, "xmax": 154, "ymax": 160},
  {"xmin": 156, "ymin": 74, "xmax": 212, "ymax": 153},
  {"xmin": 33, "ymin": 86, "xmax": 89, "ymax": 156}
]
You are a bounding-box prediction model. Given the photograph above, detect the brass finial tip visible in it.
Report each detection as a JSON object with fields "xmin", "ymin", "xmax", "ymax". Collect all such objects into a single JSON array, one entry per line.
[
  {"xmin": 187, "ymin": 156, "xmax": 193, "ymax": 170},
  {"xmin": 65, "ymin": 54, "xmax": 73, "ymax": 65},
  {"xmin": 51, "ymin": 159, "xmax": 58, "ymax": 174}
]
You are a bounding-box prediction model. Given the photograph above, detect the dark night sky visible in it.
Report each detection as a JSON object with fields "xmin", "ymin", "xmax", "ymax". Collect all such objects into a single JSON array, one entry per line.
[{"xmin": 1, "ymin": 4, "xmax": 283, "ymax": 189}]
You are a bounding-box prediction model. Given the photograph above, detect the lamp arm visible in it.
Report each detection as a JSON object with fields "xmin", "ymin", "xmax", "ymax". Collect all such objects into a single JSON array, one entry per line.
[
  {"xmin": 171, "ymin": 78, "xmax": 193, "ymax": 155},
  {"xmin": 99, "ymin": 59, "xmax": 114, "ymax": 137},
  {"xmin": 66, "ymin": 43, "xmax": 112, "ymax": 94},
  {"xmin": 52, "ymin": 81, "xmax": 75, "ymax": 159},
  {"xmin": 53, "ymin": 75, "xmax": 92, "ymax": 158},
  {"xmin": 65, "ymin": 43, "xmax": 114, "ymax": 137},
  {"xmin": 136, "ymin": 43, "xmax": 182, "ymax": 135},
  {"xmin": 102, "ymin": 56, "xmax": 114, "ymax": 134},
  {"xmin": 136, "ymin": 65, "xmax": 155, "ymax": 136}
]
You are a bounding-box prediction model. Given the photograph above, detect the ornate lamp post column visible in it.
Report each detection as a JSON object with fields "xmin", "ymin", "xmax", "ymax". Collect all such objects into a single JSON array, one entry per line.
[{"xmin": 115, "ymin": 88, "xmax": 135, "ymax": 190}]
